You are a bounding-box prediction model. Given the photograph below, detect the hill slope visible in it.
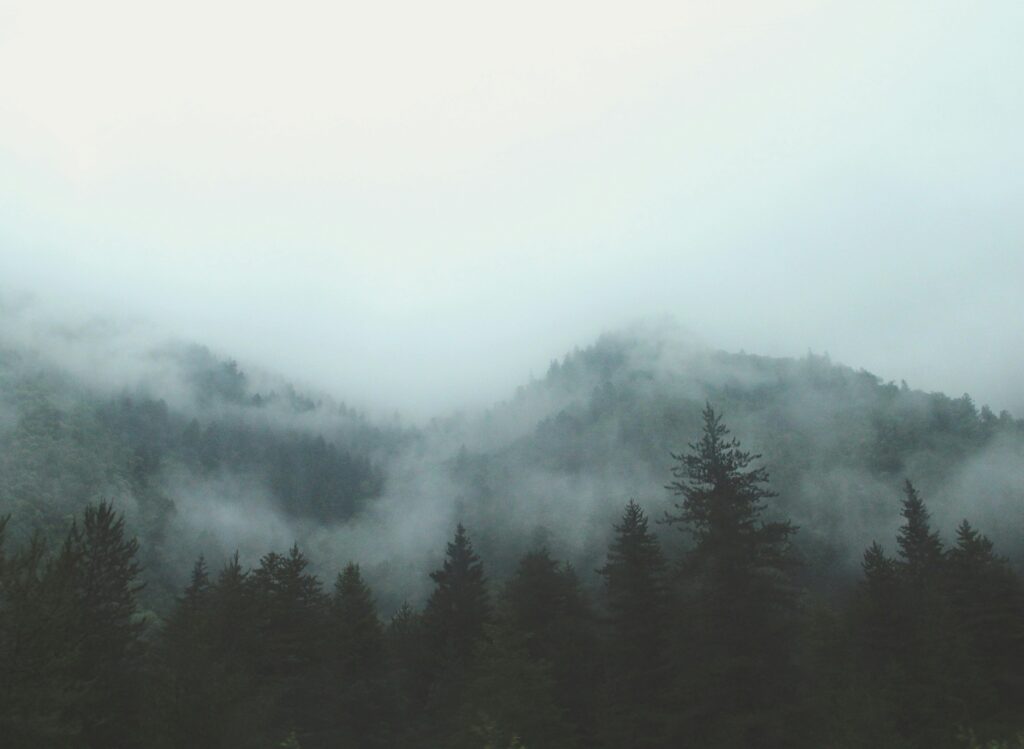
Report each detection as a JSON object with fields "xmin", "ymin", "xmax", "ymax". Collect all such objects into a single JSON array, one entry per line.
[{"xmin": 1, "ymin": 318, "xmax": 1021, "ymax": 607}]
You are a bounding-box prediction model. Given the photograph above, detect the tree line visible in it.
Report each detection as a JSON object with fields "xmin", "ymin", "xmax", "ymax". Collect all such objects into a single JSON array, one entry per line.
[{"xmin": 1, "ymin": 405, "xmax": 1022, "ymax": 748}]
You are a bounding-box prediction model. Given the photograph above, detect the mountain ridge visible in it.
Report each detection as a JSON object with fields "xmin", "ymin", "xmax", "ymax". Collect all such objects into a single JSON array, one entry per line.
[{"xmin": 1, "ymin": 318, "xmax": 1021, "ymax": 609}]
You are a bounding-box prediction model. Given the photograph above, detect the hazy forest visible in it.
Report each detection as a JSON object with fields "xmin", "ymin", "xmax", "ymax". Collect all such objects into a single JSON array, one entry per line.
[
  {"xmin": 1, "ymin": 319, "xmax": 1023, "ymax": 749},
  {"xmin": 3, "ymin": 0, "xmax": 1023, "ymax": 746}
]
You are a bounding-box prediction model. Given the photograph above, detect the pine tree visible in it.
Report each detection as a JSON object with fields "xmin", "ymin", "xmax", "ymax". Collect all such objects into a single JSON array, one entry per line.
[
  {"xmin": 0, "ymin": 521, "xmax": 86, "ymax": 747},
  {"xmin": 947, "ymin": 521, "xmax": 1024, "ymax": 735},
  {"xmin": 858, "ymin": 542, "xmax": 903, "ymax": 671},
  {"xmin": 386, "ymin": 602, "xmax": 431, "ymax": 741},
  {"xmin": 452, "ymin": 620, "xmax": 575, "ymax": 749},
  {"xmin": 250, "ymin": 543, "xmax": 328, "ymax": 745},
  {"xmin": 325, "ymin": 563, "xmax": 391, "ymax": 748},
  {"xmin": 151, "ymin": 555, "xmax": 223, "ymax": 749},
  {"xmin": 844, "ymin": 541, "xmax": 909, "ymax": 744},
  {"xmin": 896, "ymin": 480, "xmax": 944, "ymax": 580},
  {"xmin": 202, "ymin": 552, "xmax": 269, "ymax": 748},
  {"xmin": 598, "ymin": 500, "xmax": 669, "ymax": 748},
  {"xmin": 869, "ymin": 481, "xmax": 957, "ymax": 748},
  {"xmin": 66, "ymin": 502, "xmax": 146, "ymax": 749},
  {"xmin": 423, "ymin": 524, "xmax": 491, "ymax": 740},
  {"xmin": 663, "ymin": 404, "xmax": 799, "ymax": 748},
  {"xmin": 504, "ymin": 549, "xmax": 600, "ymax": 747},
  {"xmin": 425, "ymin": 524, "xmax": 491, "ymax": 662}
]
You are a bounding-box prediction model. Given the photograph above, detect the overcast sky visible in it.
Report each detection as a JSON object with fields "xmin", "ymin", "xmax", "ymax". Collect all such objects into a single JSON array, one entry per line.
[{"xmin": 1, "ymin": 0, "xmax": 1022, "ymax": 418}]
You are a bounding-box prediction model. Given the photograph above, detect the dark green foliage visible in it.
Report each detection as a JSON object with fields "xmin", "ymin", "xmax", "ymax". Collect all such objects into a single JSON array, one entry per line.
[
  {"xmin": 843, "ymin": 485, "xmax": 1024, "ymax": 747},
  {"xmin": 148, "ymin": 555, "xmax": 235, "ymax": 749},
  {"xmin": 250, "ymin": 544, "xmax": 329, "ymax": 745},
  {"xmin": 451, "ymin": 621, "xmax": 575, "ymax": 749},
  {"xmin": 664, "ymin": 404, "xmax": 800, "ymax": 748},
  {"xmin": 66, "ymin": 502, "xmax": 146, "ymax": 749},
  {"xmin": 503, "ymin": 549, "xmax": 600, "ymax": 746},
  {"xmin": 385, "ymin": 601, "xmax": 432, "ymax": 741},
  {"xmin": 0, "ymin": 519, "xmax": 87, "ymax": 747},
  {"xmin": 1, "ymin": 387, "xmax": 1023, "ymax": 747},
  {"xmin": 947, "ymin": 521, "xmax": 1024, "ymax": 738},
  {"xmin": 0, "ymin": 503, "xmax": 147, "ymax": 748},
  {"xmin": 324, "ymin": 563, "xmax": 392, "ymax": 748},
  {"xmin": 425, "ymin": 524, "xmax": 491, "ymax": 663},
  {"xmin": 897, "ymin": 479, "xmax": 945, "ymax": 579},
  {"xmin": 598, "ymin": 500, "xmax": 669, "ymax": 748},
  {"xmin": 422, "ymin": 524, "xmax": 492, "ymax": 740},
  {"xmin": 888, "ymin": 482, "xmax": 958, "ymax": 747}
]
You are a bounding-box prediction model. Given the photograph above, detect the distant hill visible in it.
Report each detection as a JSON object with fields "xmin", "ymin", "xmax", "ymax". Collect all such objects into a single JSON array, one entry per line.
[
  {"xmin": 437, "ymin": 324, "xmax": 1024, "ymax": 585},
  {"xmin": 0, "ymin": 336, "xmax": 411, "ymax": 606},
  {"xmin": 1, "ymin": 319, "xmax": 1021, "ymax": 608}
]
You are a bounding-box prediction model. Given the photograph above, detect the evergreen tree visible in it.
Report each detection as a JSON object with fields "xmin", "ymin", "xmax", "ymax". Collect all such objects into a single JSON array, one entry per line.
[
  {"xmin": 504, "ymin": 549, "xmax": 600, "ymax": 746},
  {"xmin": 386, "ymin": 601, "xmax": 432, "ymax": 741},
  {"xmin": 857, "ymin": 541, "xmax": 903, "ymax": 672},
  {"xmin": 66, "ymin": 502, "xmax": 146, "ymax": 749},
  {"xmin": 425, "ymin": 524, "xmax": 491, "ymax": 661},
  {"xmin": 852, "ymin": 482, "xmax": 960, "ymax": 748},
  {"xmin": 149, "ymin": 555, "xmax": 224, "ymax": 749},
  {"xmin": 451, "ymin": 621, "xmax": 575, "ymax": 749},
  {"xmin": 423, "ymin": 524, "xmax": 492, "ymax": 739},
  {"xmin": 893, "ymin": 481, "xmax": 958, "ymax": 747},
  {"xmin": 325, "ymin": 562, "xmax": 391, "ymax": 748},
  {"xmin": 845, "ymin": 541, "xmax": 909, "ymax": 745},
  {"xmin": 947, "ymin": 521, "xmax": 1024, "ymax": 736},
  {"xmin": 250, "ymin": 543, "xmax": 328, "ymax": 746},
  {"xmin": 663, "ymin": 404, "xmax": 799, "ymax": 748},
  {"xmin": 0, "ymin": 521, "xmax": 86, "ymax": 747},
  {"xmin": 598, "ymin": 500, "xmax": 669, "ymax": 748},
  {"xmin": 202, "ymin": 552, "xmax": 270, "ymax": 747},
  {"xmin": 896, "ymin": 480, "xmax": 944, "ymax": 580}
]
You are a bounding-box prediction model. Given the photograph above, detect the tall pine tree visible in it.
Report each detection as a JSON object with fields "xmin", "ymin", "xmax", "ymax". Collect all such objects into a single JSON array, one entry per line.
[
  {"xmin": 599, "ymin": 500, "xmax": 669, "ymax": 749},
  {"xmin": 325, "ymin": 563, "xmax": 391, "ymax": 748},
  {"xmin": 66, "ymin": 502, "xmax": 146, "ymax": 749},
  {"xmin": 423, "ymin": 524, "xmax": 491, "ymax": 741},
  {"xmin": 664, "ymin": 404, "xmax": 799, "ymax": 749}
]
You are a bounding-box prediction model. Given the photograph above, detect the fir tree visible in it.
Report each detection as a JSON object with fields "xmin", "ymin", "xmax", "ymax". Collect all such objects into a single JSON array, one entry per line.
[
  {"xmin": 598, "ymin": 500, "xmax": 669, "ymax": 748},
  {"xmin": 423, "ymin": 524, "xmax": 492, "ymax": 740},
  {"xmin": 425, "ymin": 524, "xmax": 491, "ymax": 662},
  {"xmin": 326, "ymin": 563, "xmax": 391, "ymax": 748},
  {"xmin": 0, "ymin": 522, "xmax": 86, "ymax": 747},
  {"xmin": 947, "ymin": 521, "xmax": 1024, "ymax": 735},
  {"xmin": 386, "ymin": 602, "xmax": 431, "ymax": 741},
  {"xmin": 66, "ymin": 502, "xmax": 146, "ymax": 749},
  {"xmin": 150, "ymin": 555, "xmax": 223, "ymax": 749},
  {"xmin": 663, "ymin": 404, "xmax": 799, "ymax": 749},
  {"xmin": 452, "ymin": 621, "xmax": 575, "ymax": 749},
  {"xmin": 896, "ymin": 480, "xmax": 944, "ymax": 580},
  {"xmin": 871, "ymin": 482, "xmax": 957, "ymax": 748},
  {"xmin": 504, "ymin": 549, "xmax": 600, "ymax": 747},
  {"xmin": 250, "ymin": 544, "xmax": 328, "ymax": 745}
]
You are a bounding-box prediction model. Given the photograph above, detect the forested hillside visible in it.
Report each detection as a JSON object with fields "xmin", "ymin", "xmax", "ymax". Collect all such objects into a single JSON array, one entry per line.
[
  {"xmin": 2, "ymin": 406, "xmax": 1022, "ymax": 747},
  {"xmin": 443, "ymin": 326, "xmax": 1024, "ymax": 585},
  {"xmin": 2, "ymin": 320, "xmax": 1024, "ymax": 746},
  {"xmin": 0, "ymin": 337, "xmax": 408, "ymax": 606},
  {"xmin": 1, "ymin": 322, "xmax": 1022, "ymax": 608}
]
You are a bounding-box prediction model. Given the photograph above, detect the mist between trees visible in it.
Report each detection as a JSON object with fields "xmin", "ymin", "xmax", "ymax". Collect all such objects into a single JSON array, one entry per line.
[
  {"xmin": 4, "ymin": 313, "xmax": 1023, "ymax": 606},
  {"xmin": 2, "ymin": 310, "xmax": 1024, "ymax": 746},
  {"xmin": 2, "ymin": 404, "xmax": 1023, "ymax": 748}
]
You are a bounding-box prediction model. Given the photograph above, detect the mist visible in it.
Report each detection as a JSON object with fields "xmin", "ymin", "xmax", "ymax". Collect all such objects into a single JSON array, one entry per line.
[
  {"xmin": 1, "ymin": 0, "xmax": 1024, "ymax": 612},
  {"xmin": 2, "ymin": 0, "xmax": 1023, "ymax": 421}
]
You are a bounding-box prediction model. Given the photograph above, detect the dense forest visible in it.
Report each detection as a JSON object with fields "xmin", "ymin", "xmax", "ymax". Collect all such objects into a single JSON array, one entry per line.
[
  {"xmin": 2, "ymin": 405, "xmax": 1023, "ymax": 747},
  {"xmin": 2, "ymin": 322, "xmax": 1023, "ymax": 746}
]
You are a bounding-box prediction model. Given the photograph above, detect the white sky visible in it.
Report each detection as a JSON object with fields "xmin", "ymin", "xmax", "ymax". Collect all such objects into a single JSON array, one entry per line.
[{"xmin": 1, "ymin": 0, "xmax": 1022, "ymax": 418}]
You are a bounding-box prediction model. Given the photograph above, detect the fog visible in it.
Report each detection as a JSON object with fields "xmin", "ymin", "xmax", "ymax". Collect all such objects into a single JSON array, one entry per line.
[
  {"xmin": 1, "ymin": 0, "xmax": 1022, "ymax": 421},
  {"xmin": 2, "ymin": 1, "xmax": 1024, "ymax": 608}
]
